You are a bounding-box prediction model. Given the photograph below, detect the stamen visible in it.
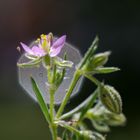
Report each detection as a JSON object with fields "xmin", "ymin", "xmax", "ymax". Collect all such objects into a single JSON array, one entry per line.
[{"xmin": 41, "ymin": 34, "xmax": 47, "ymax": 40}]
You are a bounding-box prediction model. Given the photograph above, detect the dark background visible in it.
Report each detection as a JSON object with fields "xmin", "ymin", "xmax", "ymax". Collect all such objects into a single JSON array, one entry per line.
[{"xmin": 0, "ymin": 0, "xmax": 140, "ymax": 140}]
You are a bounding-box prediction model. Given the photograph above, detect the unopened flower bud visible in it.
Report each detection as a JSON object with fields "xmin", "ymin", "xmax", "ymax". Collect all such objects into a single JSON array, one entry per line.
[
  {"xmin": 99, "ymin": 85, "xmax": 122, "ymax": 114},
  {"xmin": 92, "ymin": 51, "xmax": 111, "ymax": 68},
  {"xmin": 82, "ymin": 51, "xmax": 111, "ymax": 73}
]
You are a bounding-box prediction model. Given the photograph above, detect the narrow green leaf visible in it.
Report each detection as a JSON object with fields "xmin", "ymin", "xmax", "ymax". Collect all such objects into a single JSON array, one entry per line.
[
  {"xmin": 62, "ymin": 130, "xmax": 69, "ymax": 140},
  {"xmin": 79, "ymin": 88, "xmax": 99, "ymax": 121},
  {"xmin": 78, "ymin": 36, "xmax": 99, "ymax": 69},
  {"xmin": 94, "ymin": 67, "xmax": 120, "ymax": 74},
  {"xmin": 71, "ymin": 134, "xmax": 79, "ymax": 140},
  {"xmin": 30, "ymin": 77, "xmax": 51, "ymax": 123},
  {"xmin": 84, "ymin": 74, "xmax": 101, "ymax": 86}
]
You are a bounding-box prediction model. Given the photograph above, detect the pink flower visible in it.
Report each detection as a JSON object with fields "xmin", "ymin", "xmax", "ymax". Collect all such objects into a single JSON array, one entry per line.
[{"xmin": 21, "ymin": 34, "xmax": 66, "ymax": 58}]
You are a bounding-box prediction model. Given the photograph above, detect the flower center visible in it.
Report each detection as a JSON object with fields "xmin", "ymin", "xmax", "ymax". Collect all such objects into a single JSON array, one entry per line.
[{"xmin": 36, "ymin": 33, "xmax": 53, "ymax": 54}]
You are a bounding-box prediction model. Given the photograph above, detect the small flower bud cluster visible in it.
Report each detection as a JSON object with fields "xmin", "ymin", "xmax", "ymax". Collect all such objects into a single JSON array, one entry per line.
[
  {"xmin": 82, "ymin": 51, "xmax": 111, "ymax": 73},
  {"xmin": 86, "ymin": 102, "xmax": 126, "ymax": 133}
]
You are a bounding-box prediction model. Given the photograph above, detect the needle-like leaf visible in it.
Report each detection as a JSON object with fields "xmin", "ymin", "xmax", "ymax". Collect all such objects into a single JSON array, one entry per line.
[{"xmin": 30, "ymin": 77, "xmax": 51, "ymax": 123}]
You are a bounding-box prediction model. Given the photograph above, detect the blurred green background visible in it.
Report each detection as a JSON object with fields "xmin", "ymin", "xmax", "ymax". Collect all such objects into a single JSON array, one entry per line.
[{"xmin": 0, "ymin": 0, "xmax": 140, "ymax": 140}]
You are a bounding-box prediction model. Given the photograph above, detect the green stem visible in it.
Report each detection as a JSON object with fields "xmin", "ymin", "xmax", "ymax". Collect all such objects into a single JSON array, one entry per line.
[
  {"xmin": 49, "ymin": 87, "xmax": 57, "ymax": 140},
  {"xmin": 50, "ymin": 124, "xmax": 57, "ymax": 140},
  {"xmin": 45, "ymin": 61, "xmax": 58, "ymax": 140},
  {"xmin": 56, "ymin": 70, "xmax": 81, "ymax": 118},
  {"xmin": 60, "ymin": 88, "xmax": 99, "ymax": 120},
  {"xmin": 50, "ymin": 89, "xmax": 55, "ymax": 121},
  {"xmin": 30, "ymin": 77, "xmax": 57, "ymax": 139},
  {"xmin": 46, "ymin": 63, "xmax": 55, "ymax": 121},
  {"xmin": 84, "ymin": 74, "xmax": 101, "ymax": 86}
]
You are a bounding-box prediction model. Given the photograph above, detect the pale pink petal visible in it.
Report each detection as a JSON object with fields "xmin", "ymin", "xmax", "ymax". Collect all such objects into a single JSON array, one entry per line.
[
  {"xmin": 50, "ymin": 35, "xmax": 66, "ymax": 57},
  {"xmin": 31, "ymin": 46, "xmax": 46, "ymax": 57},
  {"xmin": 50, "ymin": 47, "xmax": 62, "ymax": 57},
  {"xmin": 20, "ymin": 42, "xmax": 34, "ymax": 55}
]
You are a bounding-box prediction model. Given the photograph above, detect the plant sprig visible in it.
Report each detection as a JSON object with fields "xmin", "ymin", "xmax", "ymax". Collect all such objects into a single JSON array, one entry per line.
[{"xmin": 17, "ymin": 33, "xmax": 126, "ymax": 140}]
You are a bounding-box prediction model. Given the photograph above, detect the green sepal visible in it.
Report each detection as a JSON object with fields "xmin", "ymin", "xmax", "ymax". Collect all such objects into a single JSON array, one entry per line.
[
  {"xmin": 30, "ymin": 77, "xmax": 51, "ymax": 123},
  {"xmin": 94, "ymin": 67, "xmax": 120, "ymax": 74},
  {"xmin": 17, "ymin": 58, "xmax": 41, "ymax": 68},
  {"xmin": 91, "ymin": 131, "xmax": 106, "ymax": 140},
  {"xmin": 54, "ymin": 56, "xmax": 73, "ymax": 68},
  {"xmin": 25, "ymin": 53, "xmax": 38, "ymax": 60},
  {"xmin": 52, "ymin": 53, "xmax": 67, "ymax": 89},
  {"xmin": 99, "ymin": 84, "xmax": 122, "ymax": 114},
  {"xmin": 86, "ymin": 67, "xmax": 120, "ymax": 75},
  {"xmin": 104, "ymin": 112, "xmax": 126, "ymax": 126},
  {"xmin": 42, "ymin": 55, "xmax": 51, "ymax": 69},
  {"xmin": 56, "ymin": 68, "xmax": 66, "ymax": 87},
  {"xmin": 86, "ymin": 104, "xmax": 126, "ymax": 129},
  {"xmin": 91, "ymin": 120, "xmax": 110, "ymax": 132},
  {"xmin": 53, "ymin": 68, "xmax": 66, "ymax": 89},
  {"xmin": 79, "ymin": 130, "xmax": 105, "ymax": 140}
]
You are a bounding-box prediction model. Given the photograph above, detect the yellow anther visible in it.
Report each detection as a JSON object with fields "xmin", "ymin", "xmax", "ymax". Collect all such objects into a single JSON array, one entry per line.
[{"xmin": 41, "ymin": 34, "xmax": 47, "ymax": 40}]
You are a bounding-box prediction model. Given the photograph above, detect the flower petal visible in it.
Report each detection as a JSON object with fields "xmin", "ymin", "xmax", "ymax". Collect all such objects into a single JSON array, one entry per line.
[
  {"xmin": 20, "ymin": 42, "xmax": 34, "ymax": 55},
  {"xmin": 50, "ymin": 35, "xmax": 66, "ymax": 57},
  {"xmin": 31, "ymin": 46, "xmax": 46, "ymax": 57}
]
